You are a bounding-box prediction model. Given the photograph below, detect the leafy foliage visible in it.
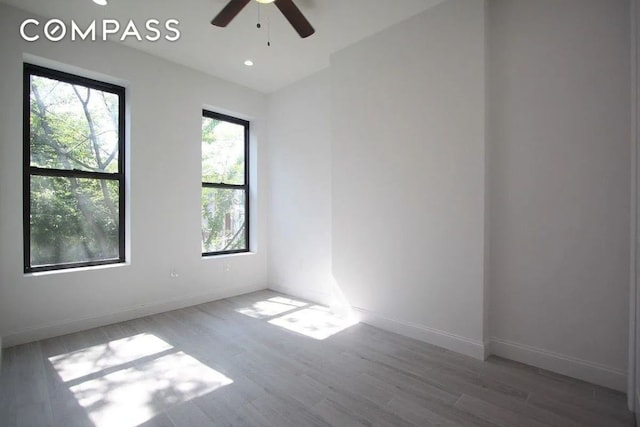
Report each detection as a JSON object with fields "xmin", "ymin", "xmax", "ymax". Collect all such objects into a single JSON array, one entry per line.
[
  {"xmin": 28, "ymin": 73, "xmax": 247, "ymax": 267},
  {"xmin": 201, "ymin": 117, "xmax": 247, "ymax": 253},
  {"xmin": 29, "ymin": 74, "xmax": 120, "ymax": 267}
]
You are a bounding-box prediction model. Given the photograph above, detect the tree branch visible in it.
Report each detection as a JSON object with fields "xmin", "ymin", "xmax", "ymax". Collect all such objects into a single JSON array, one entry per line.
[
  {"xmin": 72, "ymin": 85, "xmax": 118, "ymax": 219},
  {"xmin": 222, "ymin": 222, "xmax": 246, "ymax": 251},
  {"xmin": 32, "ymin": 82, "xmax": 108, "ymax": 257}
]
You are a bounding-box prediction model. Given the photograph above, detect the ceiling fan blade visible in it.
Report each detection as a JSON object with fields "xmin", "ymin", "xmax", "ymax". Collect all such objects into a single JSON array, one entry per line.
[
  {"xmin": 211, "ymin": 0, "xmax": 251, "ymax": 27},
  {"xmin": 274, "ymin": 0, "xmax": 315, "ymax": 38}
]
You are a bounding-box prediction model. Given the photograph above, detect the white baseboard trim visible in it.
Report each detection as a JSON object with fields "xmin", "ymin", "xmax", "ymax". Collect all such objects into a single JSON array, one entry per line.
[
  {"xmin": 353, "ymin": 307, "xmax": 486, "ymax": 360},
  {"xmin": 488, "ymin": 337, "xmax": 627, "ymax": 392},
  {"xmin": 2, "ymin": 284, "xmax": 267, "ymax": 348}
]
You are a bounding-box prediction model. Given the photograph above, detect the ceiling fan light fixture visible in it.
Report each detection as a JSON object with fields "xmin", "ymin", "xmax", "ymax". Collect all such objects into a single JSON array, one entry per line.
[
  {"xmin": 92, "ymin": 0, "xmax": 108, "ymax": 5},
  {"xmin": 212, "ymin": 0, "xmax": 314, "ymax": 38}
]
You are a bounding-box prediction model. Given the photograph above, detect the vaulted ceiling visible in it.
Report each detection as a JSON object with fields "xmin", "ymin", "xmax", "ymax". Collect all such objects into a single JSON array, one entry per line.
[{"xmin": 1, "ymin": 0, "xmax": 444, "ymax": 92}]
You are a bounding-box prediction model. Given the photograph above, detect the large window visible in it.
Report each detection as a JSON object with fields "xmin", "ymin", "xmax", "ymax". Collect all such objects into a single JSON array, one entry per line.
[
  {"xmin": 24, "ymin": 64, "xmax": 125, "ymax": 273},
  {"xmin": 201, "ymin": 110, "xmax": 249, "ymax": 255}
]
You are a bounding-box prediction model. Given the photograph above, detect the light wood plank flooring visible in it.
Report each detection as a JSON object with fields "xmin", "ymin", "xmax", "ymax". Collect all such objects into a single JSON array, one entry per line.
[{"xmin": 0, "ymin": 290, "xmax": 634, "ymax": 426}]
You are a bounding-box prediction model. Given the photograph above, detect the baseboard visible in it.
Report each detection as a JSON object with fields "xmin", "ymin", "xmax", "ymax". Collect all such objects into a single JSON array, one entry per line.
[
  {"xmin": 488, "ymin": 337, "xmax": 626, "ymax": 392},
  {"xmin": 2, "ymin": 283, "xmax": 267, "ymax": 348},
  {"xmin": 353, "ymin": 307, "xmax": 486, "ymax": 360},
  {"xmin": 268, "ymin": 283, "xmax": 333, "ymax": 307},
  {"xmin": 266, "ymin": 285, "xmax": 486, "ymax": 360}
]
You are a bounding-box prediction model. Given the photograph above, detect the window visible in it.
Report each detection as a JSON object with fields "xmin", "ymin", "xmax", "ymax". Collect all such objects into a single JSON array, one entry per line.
[
  {"xmin": 23, "ymin": 64, "xmax": 126, "ymax": 273},
  {"xmin": 201, "ymin": 110, "xmax": 249, "ymax": 255}
]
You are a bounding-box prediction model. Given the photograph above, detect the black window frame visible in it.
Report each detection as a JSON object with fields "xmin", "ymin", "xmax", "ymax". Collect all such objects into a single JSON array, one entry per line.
[
  {"xmin": 23, "ymin": 63, "xmax": 126, "ymax": 273},
  {"xmin": 201, "ymin": 110, "xmax": 250, "ymax": 257}
]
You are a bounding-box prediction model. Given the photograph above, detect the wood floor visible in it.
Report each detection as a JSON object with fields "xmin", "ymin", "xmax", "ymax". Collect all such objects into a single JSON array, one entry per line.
[{"xmin": 0, "ymin": 290, "xmax": 635, "ymax": 427}]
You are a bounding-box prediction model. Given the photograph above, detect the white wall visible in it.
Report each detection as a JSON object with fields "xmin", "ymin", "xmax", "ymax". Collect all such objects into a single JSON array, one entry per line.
[
  {"xmin": 0, "ymin": 4, "xmax": 268, "ymax": 346},
  {"xmin": 266, "ymin": 0, "xmax": 487, "ymax": 358},
  {"xmin": 487, "ymin": 0, "xmax": 631, "ymax": 390},
  {"xmin": 266, "ymin": 0, "xmax": 632, "ymax": 391},
  {"xmin": 330, "ymin": 0, "xmax": 487, "ymax": 358},
  {"xmin": 266, "ymin": 70, "xmax": 334, "ymax": 305}
]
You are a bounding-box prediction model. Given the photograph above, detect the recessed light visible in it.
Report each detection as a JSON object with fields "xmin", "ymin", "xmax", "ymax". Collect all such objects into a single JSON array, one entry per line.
[
  {"xmin": 244, "ymin": 60, "xmax": 254, "ymax": 67},
  {"xmin": 92, "ymin": 0, "xmax": 108, "ymax": 5}
]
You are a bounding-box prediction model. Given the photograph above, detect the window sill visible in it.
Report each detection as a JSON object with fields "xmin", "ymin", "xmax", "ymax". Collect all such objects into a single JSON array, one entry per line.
[
  {"xmin": 24, "ymin": 261, "xmax": 129, "ymax": 278},
  {"xmin": 202, "ymin": 251, "xmax": 255, "ymax": 261}
]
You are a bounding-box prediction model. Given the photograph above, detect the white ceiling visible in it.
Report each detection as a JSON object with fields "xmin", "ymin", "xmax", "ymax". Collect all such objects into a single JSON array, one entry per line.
[{"xmin": 2, "ymin": 0, "xmax": 444, "ymax": 93}]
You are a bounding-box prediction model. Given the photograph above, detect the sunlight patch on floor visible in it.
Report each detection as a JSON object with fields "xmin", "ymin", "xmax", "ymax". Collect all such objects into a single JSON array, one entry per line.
[
  {"xmin": 269, "ymin": 304, "xmax": 359, "ymax": 340},
  {"xmin": 236, "ymin": 295, "xmax": 359, "ymax": 340},
  {"xmin": 267, "ymin": 296, "xmax": 308, "ymax": 307},
  {"xmin": 235, "ymin": 298, "xmax": 302, "ymax": 319},
  {"xmin": 49, "ymin": 334, "xmax": 232, "ymax": 427},
  {"xmin": 49, "ymin": 333, "xmax": 173, "ymax": 382}
]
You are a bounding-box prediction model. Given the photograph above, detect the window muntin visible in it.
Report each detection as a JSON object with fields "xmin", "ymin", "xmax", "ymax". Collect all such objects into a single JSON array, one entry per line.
[
  {"xmin": 201, "ymin": 111, "xmax": 249, "ymax": 255},
  {"xmin": 24, "ymin": 64, "xmax": 125, "ymax": 273}
]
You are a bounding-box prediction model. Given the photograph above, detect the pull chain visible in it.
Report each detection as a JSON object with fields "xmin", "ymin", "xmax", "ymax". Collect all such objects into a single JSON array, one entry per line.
[
  {"xmin": 267, "ymin": 12, "xmax": 271, "ymax": 46},
  {"xmin": 256, "ymin": 3, "xmax": 271, "ymax": 47},
  {"xmin": 257, "ymin": 3, "xmax": 261, "ymax": 28}
]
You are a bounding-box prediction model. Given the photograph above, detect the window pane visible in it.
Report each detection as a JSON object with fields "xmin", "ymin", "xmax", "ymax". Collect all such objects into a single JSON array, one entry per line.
[
  {"xmin": 201, "ymin": 188, "xmax": 246, "ymax": 253},
  {"xmin": 30, "ymin": 74, "xmax": 120, "ymax": 173},
  {"xmin": 30, "ymin": 176, "xmax": 120, "ymax": 267},
  {"xmin": 202, "ymin": 117, "xmax": 245, "ymax": 185}
]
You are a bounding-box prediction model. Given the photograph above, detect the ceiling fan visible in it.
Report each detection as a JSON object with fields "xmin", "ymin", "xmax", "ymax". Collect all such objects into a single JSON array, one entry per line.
[{"xmin": 211, "ymin": 0, "xmax": 315, "ymax": 38}]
